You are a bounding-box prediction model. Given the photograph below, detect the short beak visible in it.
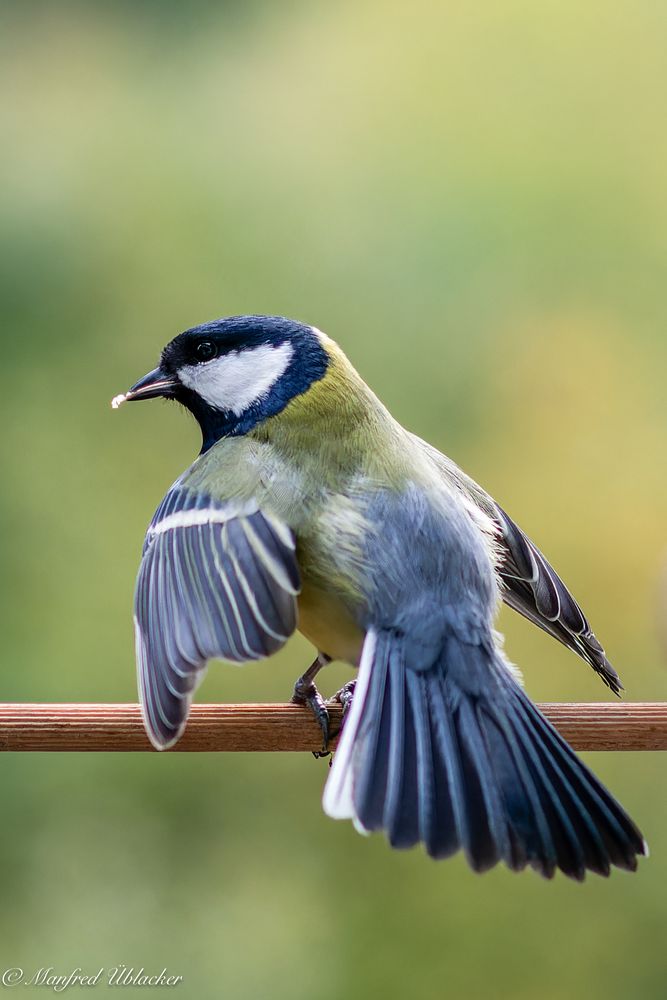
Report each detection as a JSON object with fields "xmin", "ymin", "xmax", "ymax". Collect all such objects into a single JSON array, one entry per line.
[{"xmin": 111, "ymin": 367, "xmax": 179, "ymax": 409}]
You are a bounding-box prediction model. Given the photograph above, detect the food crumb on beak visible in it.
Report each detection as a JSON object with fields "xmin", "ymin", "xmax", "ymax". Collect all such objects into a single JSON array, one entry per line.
[{"xmin": 111, "ymin": 393, "xmax": 127, "ymax": 410}]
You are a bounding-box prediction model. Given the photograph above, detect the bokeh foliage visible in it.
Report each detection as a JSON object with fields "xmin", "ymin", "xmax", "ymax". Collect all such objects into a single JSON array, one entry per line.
[{"xmin": 1, "ymin": 2, "xmax": 666, "ymax": 997}]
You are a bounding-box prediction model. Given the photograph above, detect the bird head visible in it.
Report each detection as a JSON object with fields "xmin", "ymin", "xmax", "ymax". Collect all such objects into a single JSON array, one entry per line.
[{"xmin": 112, "ymin": 315, "xmax": 330, "ymax": 452}]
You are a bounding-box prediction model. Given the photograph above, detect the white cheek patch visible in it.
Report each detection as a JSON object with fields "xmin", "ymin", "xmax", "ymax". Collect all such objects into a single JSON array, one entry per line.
[{"xmin": 178, "ymin": 342, "xmax": 294, "ymax": 416}]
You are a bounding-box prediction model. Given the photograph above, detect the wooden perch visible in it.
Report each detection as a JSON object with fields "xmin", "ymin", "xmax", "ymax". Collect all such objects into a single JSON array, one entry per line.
[{"xmin": 0, "ymin": 703, "xmax": 665, "ymax": 753}]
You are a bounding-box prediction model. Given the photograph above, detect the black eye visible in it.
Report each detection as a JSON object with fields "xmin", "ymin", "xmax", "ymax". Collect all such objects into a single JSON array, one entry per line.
[{"xmin": 195, "ymin": 340, "xmax": 217, "ymax": 362}]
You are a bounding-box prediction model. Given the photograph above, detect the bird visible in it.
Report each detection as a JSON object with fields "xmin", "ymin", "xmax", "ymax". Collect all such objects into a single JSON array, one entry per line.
[{"xmin": 112, "ymin": 314, "xmax": 646, "ymax": 879}]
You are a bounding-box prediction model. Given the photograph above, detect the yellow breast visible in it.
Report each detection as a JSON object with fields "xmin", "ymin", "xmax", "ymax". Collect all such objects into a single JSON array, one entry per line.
[{"xmin": 296, "ymin": 579, "xmax": 365, "ymax": 665}]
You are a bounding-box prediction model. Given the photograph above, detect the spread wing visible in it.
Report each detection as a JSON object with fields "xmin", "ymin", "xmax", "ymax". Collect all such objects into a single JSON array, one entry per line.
[
  {"xmin": 134, "ymin": 484, "xmax": 300, "ymax": 748},
  {"xmin": 416, "ymin": 436, "xmax": 621, "ymax": 694}
]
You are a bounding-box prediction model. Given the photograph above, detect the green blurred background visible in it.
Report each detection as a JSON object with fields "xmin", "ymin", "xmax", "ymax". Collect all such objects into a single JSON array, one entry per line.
[{"xmin": 1, "ymin": 1, "xmax": 666, "ymax": 997}]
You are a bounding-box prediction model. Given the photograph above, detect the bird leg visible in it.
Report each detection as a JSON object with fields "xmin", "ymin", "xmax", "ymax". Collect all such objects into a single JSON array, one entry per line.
[{"xmin": 291, "ymin": 653, "xmax": 332, "ymax": 757}]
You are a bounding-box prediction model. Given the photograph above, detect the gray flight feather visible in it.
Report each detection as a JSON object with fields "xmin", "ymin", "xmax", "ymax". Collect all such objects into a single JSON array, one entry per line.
[
  {"xmin": 414, "ymin": 436, "xmax": 622, "ymax": 694},
  {"xmin": 135, "ymin": 484, "xmax": 300, "ymax": 749}
]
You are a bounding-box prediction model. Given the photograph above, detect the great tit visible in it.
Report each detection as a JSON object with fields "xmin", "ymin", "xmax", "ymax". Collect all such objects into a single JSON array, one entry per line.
[{"xmin": 113, "ymin": 314, "xmax": 646, "ymax": 878}]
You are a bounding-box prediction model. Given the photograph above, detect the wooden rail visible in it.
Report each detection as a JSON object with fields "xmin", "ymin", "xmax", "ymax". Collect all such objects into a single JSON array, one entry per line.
[{"xmin": 0, "ymin": 703, "xmax": 665, "ymax": 752}]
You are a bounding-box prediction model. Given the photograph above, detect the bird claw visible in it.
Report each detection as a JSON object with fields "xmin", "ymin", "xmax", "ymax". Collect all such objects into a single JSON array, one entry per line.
[
  {"xmin": 291, "ymin": 674, "xmax": 331, "ymax": 756},
  {"xmin": 329, "ymin": 679, "xmax": 356, "ymax": 714},
  {"xmin": 291, "ymin": 657, "xmax": 356, "ymax": 759},
  {"xmin": 327, "ymin": 680, "xmax": 357, "ymax": 738}
]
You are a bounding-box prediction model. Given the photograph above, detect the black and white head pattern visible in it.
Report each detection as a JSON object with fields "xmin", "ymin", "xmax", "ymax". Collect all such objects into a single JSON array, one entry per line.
[{"xmin": 161, "ymin": 315, "xmax": 329, "ymax": 450}]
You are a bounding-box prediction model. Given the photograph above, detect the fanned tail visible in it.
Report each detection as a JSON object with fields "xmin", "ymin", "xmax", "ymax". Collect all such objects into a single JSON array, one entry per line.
[{"xmin": 323, "ymin": 629, "xmax": 646, "ymax": 879}]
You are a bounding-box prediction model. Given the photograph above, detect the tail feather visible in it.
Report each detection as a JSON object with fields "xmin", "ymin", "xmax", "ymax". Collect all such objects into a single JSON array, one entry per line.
[
  {"xmin": 353, "ymin": 640, "xmax": 392, "ymax": 832},
  {"xmin": 382, "ymin": 643, "xmax": 408, "ymax": 840},
  {"xmin": 495, "ymin": 695, "xmax": 593, "ymax": 879},
  {"xmin": 475, "ymin": 704, "xmax": 561, "ymax": 876},
  {"xmin": 429, "ymin": 669, "xmax": 499, "ymax": 870},
  {"xmin": 510, "ymin": 681, "xmax": 644, "ymax": 871},
  {"xmin": 323, "ymin": 629, "xmax": 647, "ymax": 879},
  {"xmin": 410, "ymin": 671, "xmax": 459, "ymax": 860},
  {"xmin": 453, "ymin": 694, "xmax": 514, "ymax": 871},
  {"xmin": 386, "ymin": 666, "xmax": 421, "ymax": 848}
]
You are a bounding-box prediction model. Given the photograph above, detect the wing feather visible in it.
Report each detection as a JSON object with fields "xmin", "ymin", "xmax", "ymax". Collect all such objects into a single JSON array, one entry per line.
[
  {"xmin": 415, "ymin": 435, "xmax": 621, "ymax": 694},
  {"xmin": 135, "ymin": 484, "xmax": 300, "ymax": 748},
  {"xmin": 494, "ymin": 504, "xmax": 621, "ymax": 693}
]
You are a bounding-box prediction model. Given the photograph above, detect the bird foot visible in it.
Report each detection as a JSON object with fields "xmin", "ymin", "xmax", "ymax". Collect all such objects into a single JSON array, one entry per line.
[
  {"xmin": 327, "ymin": 680, "xmax": 357, "ymax": 737},
  {"xmin": 291, "ymin": 673, "xmax": 331, "ymax": 758}
]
